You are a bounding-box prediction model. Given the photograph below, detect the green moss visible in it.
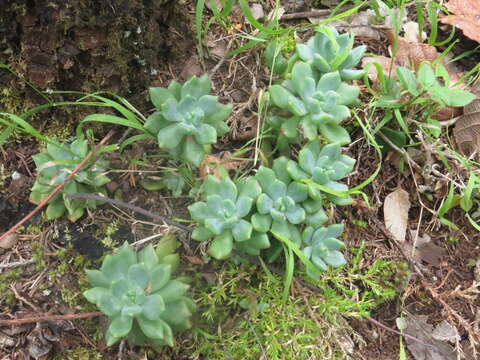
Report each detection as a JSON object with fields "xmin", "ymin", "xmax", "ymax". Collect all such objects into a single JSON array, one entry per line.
[{"xmin": 185, "ymin": 262, "xmax": 356, "ymax": 359}]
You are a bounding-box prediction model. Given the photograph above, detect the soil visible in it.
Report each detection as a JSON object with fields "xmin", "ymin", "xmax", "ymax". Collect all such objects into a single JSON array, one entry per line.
[{"xmin": 1, "ymin": 1, "xmax": 480, "ymax": 359}]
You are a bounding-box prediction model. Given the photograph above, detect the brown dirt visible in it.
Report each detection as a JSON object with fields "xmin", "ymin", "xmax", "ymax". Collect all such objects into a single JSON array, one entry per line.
[{"xmin": 1, "ymin": 1, "xmax": 480, "ymax": 359}]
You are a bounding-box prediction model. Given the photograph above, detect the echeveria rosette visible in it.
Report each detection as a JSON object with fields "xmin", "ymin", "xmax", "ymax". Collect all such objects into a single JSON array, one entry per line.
[
  {"xmin": 296, "ymin": 25, "xmax": 366, "ymax": 81},
  {"xmin": 145, "ymin": 75, "xmax": 232, "ymax": 166},
  {"xmin": 83, "ymin": 242, "xmax": 195, "ymax": 349},
  {"xmin": 188, "ymin": 176, "xmax": 265, "ymax": 259},
  {"xmin": 286, "ymin": 141, "xmax": 356, "ymax": 205},
  {"xmin": 302, "ymin": 224, "xmax": 346, "ymax": 278},
  {"xmin": 268, "ymin": 62, "xmax": 360, "ymax": 145},
  {"xmin": 253, "ymin": 165, "xmax": 308, "ymax": 243},
  {"xmin": 29, "ymin": 137, "xmax": 110, "ymax": 221}
]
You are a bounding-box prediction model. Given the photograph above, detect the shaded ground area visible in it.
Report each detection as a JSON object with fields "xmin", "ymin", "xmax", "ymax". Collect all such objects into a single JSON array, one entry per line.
[{"xmin": 0, "ymin": 1, "xmax": 480, "ymax": 359}]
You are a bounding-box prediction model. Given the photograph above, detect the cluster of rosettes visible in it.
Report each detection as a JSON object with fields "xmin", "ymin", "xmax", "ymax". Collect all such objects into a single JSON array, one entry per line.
[
  {"xmin": 84, "ymin": 237, "xmax": 195, "ymax": 349},
  {"xmin": 30, "ymin": 136, "xmax": 110, "ymax": 221},
  {"xmin": 188, "ymin": 139, "xmax": 355, "ymax": 274}
]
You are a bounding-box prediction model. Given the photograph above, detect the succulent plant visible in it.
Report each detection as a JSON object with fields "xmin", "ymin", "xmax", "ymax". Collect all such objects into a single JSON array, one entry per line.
[
  {"xmin": 302, "ymin": 224, "xmax": 346, "ymax": 276},
  {"xmin": 29, "ymin": 136, "xmax": 110, "ymax": 221},
  {"xmin": 268, "ymin": 62, "xmax": 360, "ymax": 145},
  {"xmin": 296, "ymin": 25, "xmax": 366, "ymax": 81},
  {"xmin": 286, "ymin": 141, "xmax": 356, "ymax": 205},
  {"xmin": 188, "ymin": 175, "xmax": 267, "ymax": 259},
  {"xmin": 144, "ymin": 75, "xmax": 232, "ymax": 166},
  {"xmin": 83, "ymin": 239, "xmax": 195, "ymax": 349},
  {"xmin": 253, "ymin": 165, "xmax": 308, "ymax": 243}
]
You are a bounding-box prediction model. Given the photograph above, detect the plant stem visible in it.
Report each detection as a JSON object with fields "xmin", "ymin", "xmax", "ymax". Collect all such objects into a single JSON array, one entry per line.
[{"xmin": 0, "ymin": 130, "xmax": 115, "ymax": 243}]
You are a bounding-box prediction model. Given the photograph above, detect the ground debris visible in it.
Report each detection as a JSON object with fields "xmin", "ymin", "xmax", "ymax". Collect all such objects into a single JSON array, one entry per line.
[{"xmin": 404, "ymin": 314, "xmax": 457, "ymax": 360}]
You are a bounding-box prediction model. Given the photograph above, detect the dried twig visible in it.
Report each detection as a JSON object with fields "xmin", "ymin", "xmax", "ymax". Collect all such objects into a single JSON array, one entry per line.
[
  {"xmin": 66, "ymin": 193, "xmax": 192, "ymax": 232},
  {"xmin": 0, "ymin": 130, "xmax": 115, "ymax": 243},
  {"xmin": 0, "ymin": 312, "xmax": 103, "ymax": 325},
  {"xmin": 366, "ymin": 316, "xmax": 435, "ymax": 348}
]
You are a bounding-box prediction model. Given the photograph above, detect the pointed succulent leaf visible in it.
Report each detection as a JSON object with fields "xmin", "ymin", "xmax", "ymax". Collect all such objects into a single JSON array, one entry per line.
[
  {"xmin": 340, "ymin": 69, "xmax": 365, "ymax": 81},
  {"xmin": 108, "ymin": 316, "xmax": 133, "ymax": 339},
  {"xmin": 101, "ymin": 243, "xmax": 136, "ymax": 281},
  {"xmin": 182, "ymin": 136, "xmax": 204, "ymax": 166},
  {"xmin": 141, "ymin": 294, "xmax": 165, "ymax": 320},
  {"xmin": 232, "ymin": 220, "xmax": 252, "ymax": 242},
  {"xmin": 323, "ymin": 250, "xmax": 346, "ymax": 267},
  {"xmin": 137, "ymin": 316, "xmax": 168, "ymax": 339},
  {"xmin": 286, "ymin": 161, "xmax": 309, "ymax": 181},
  {"xmin": 157, "ymin": 124, "xmax": 185, "ymax": 149},
  {"xmin": 198, "ymin": 95, "xmax": 221, "ymax": 115},
  {"xmin": 208, "ymin": 232, "xmax": 234, "ymax": 260},
  {"xmin": 85, "ymin": 269, "xmax": 110, "ymax": 288},
  {"xmin": 266, "ymin": 180, "xmax": 287, "ymax": 200},
  {"xmin": 45, "ymin": 200, "xmax": 66, "ymax": 219},
  {"xmin": 155, "ymin": 280, "xmax": 189, "ymax": 302},
  {"xmin": 181, "ymin": 74, "xmax": 211, "ymax": 99},
  {"xmin": 281, "ymin": 116, "xmax": 300, "ymax": 139},
  {"xmin": 83, "ymin": 287, "xmax": 110, "ymax": 305},
  {"xmin": 204, "ymin": 217, "xmax": 225, "ymax": 235},
  {"xmin": 305, "ymin": 208, "xmax": 328, "ymax": 227},
  {"xmin": 195, "ymin": 123, "xmax": 217, "ymax": 145},
  {"xmin": 286, "ymin": 181, "xmax": 308, "ymax": 203},
  {"xmin": 285, "ymin": 206, "xmax": 306, "ymax": 224},
  {"xmin": 237, "ymin": 177, "xmax": 261, "ymax": 200},
  {"xmin": 138, "ymin": 245, "xmax": 159, "ymax": 270},
  {"xmin": 272, "ymin": 157, "xmax": 291, "ymax": 184},
  {"xmin": 150, "ymin": 87, "xmax": 175, "ymax": 109},
  {"xmin": 155, "ymin": 235, "xmax": 179, "ymax": 261},
  {"xmin": 251, "ymin": 213, "xmax": 272, "ymax": 232},
  {"xmin": 192, "ymin": 226, "xmax": 213, "ymax": 241},
  {"xmin": 257, "ymin": 193, "xmax": 273, "ymax": 214},
  {"xmin": 235, "ymin": 196, "xmax": 253, "ymax": 217},
  {"xmin": 204, "ymin": 176, "xmax": 237, "ymax": 201},
  {"xmin": 291, "ymin": 62, "xmax": 316, "ymax": 99},
  {"xmin": 188, "ymin": 202, "xmax": 208, "ymax": 221},
  {"xmin": 318, "ymin": 122, "xmax": 351, "ymax": 144},
  {"xmin": 128, "ymin": 264, "xmax": 150, "ymax": 289},
  {"xmin": 255, "ymin": 167, "xmax": 276, "ymax": 190}
]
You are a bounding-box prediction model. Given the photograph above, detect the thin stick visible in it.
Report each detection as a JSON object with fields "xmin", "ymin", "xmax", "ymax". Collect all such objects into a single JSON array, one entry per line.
[
  {"xmin": 0, "ymin": 311, "xmax": 103, "ymax": 325},
  {"xmin": 66, "ymin": 193, "xmax": 192, "ymax": 232},
  {"xmin": 366, "ymin": 316, "xmax": 434, "ymax": 348},
  {"xmin": 0, "ymin": 130, "xmax": 115, "ymax": 243}
]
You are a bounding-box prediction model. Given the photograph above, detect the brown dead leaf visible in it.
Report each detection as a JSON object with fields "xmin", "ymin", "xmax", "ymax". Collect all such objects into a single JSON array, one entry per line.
[
  {"xmin": 199, "ymin": 152, "xmax": 241, "ymax": 179},
  {"xmin": 383, "ymin": 187, "xmax": 410, "ymax": 243},
  {"xmin": 440, "ymin": 0, "xmax": 480, "ymax": 44},
  {"xmin": 404, "ymin": 314, "xmax": 457, "ymax": 360},
  {"xmin": 415, "ymin": 234, "xmax": 446, "ymax": 267},
  {"xmin": 184, "ymin": 255, "xmax": 204, "ymax": 265},
  {"xmin": 454, "ymin": 80, "xmax": 480, "ymax": 156}
]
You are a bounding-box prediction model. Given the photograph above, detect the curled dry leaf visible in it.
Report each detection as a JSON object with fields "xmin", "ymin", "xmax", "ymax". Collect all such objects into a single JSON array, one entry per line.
[
  {"xmin": 454, "ymin": 80, "xmax": 480, "ymax": 156},
  {"xmin": 440, "ymin": 0, "xmax": 480, "ymax": 44},
  {"xmin": 404, "ymin": 314, "xmax": 457, "ymax": 360},
  {"xmin": 199, "ymin": 152, "xmax": 242, "ymax": 179},
  {"xmin": 383, "ymin": 187, "xmax": 410, "ymax": 243},
  {"xmin": 410, "ymin": 231, "xmax": 446, "ymax": 267}
]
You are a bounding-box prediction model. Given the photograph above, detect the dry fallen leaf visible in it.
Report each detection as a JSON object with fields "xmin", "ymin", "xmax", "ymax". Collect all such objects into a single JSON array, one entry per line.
[
  {"xmin": 404, "ymin": 314, "xmax": 457, "ymax": 360},
  {"xmin": 0, "ymin": 233, "xmax": 18, "ymax": 250},
  {"xmin": 454, "ymin": 80, "xmax": 480, "ymax": 156},
  {"xmin": 383, "ymin": 187, "xmax": 410, "ymax": 243},
  {"xmin": 411, "ymin": 231, "xmax": 446, "ymax": 267},
  {"xmin": 199, "ymin": 153, "xmax": 241, "ymax": 179},
  {"xmin": 440, "ymin": 0, "xmax": 480, "ymax": 44}
]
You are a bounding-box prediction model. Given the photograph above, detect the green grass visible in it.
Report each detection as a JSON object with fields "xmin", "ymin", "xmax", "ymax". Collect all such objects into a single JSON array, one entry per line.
[{"xmin": 182, "ymin": 242, "xmax": 406, "ymax": 359}]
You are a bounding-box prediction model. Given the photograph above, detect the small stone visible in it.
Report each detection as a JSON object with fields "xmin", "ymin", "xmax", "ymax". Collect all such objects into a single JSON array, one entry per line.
[
  {"xmin": 250, "ymin": 4, "xmax": 264, "ymax": 20},
  {"xmin": 0, "ymin": 233, "xmax": 18, "ymax": 249}
]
